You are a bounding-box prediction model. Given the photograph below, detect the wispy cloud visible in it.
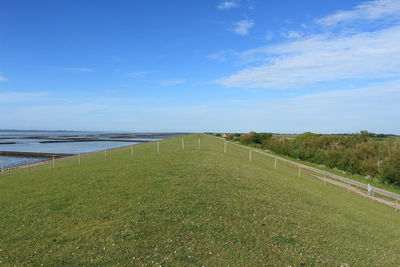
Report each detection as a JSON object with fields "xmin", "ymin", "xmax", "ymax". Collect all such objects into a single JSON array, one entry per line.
[
  {"xmin": 0, "ymin": 75, "xmax": 7, "ymax": 82},
  {"xmin": 217, "ymin": 1, "xmax": 239, "ymax": 10},
  {"xmin": 64, "ymin": 67, "xmax": 94, "ymax": 72},
  {"xmin": 233, "ymin": 19, "xmax": 254, "ymax": 35},
  {"xmin": 207, "ymin": 49, "xmax": 237, "ymax": 62},
  {"xmin": 217, "ymin": 0, "xmax": 400, "ymax": 89},
  {"xmin": 282, "ymin": 30, "xmax": 303, "ymax": 39},
  {"xmin": 235, "ymin": 79, "xmax": 400, "ymax": 133},
  {"xmin": 316, "ymin": 0, "xmax": 400, "ymax": 26},
  {"xmin": 160, "ymin": 79, "xmax": 186, "ymax": 86}
]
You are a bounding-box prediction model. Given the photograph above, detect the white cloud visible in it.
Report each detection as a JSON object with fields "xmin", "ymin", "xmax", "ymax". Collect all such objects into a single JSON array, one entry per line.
[
  {"xmin": 0, "ymin": 75, "xmax": 7, "ymax": 82},
  {"xmin": 216, "ymin": 79, "xmax": 400, "ymax": 133},
  {"xmin": 282, "ymin": 30, "xmax": 303, "ymax": 39},
  {"xmin": 216, "ymin": 0, "xmax": 400, "ymax": 89},
  {"xmin": 217, "ymin": 1, "xmax": 239, "ymax": 10},
  {"xmin": 316, "ymin": 0, "xmax": 400, "ymax": 26},
  {"xmin": 233, "ymin": 19, "xmax": 254, "ymax": 35},
  {"xmin": 160, "ymin": 79, "xmax": 185, "ymax": 86},
  {"xmin": 218, "ymin": 23, "xmax": 400, "ymax": 89},
  {"xmin": 64, "ymin": 67, "xmax": 94, "ymax": 72},
  {"xmin": 207, "ymin": 49, "xmax": 237, "ymax": 62}
]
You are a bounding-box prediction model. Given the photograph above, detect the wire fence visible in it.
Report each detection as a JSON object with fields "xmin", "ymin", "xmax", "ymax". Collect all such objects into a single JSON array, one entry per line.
[
  {"xmin": 1, "ymin": 133, "xmax": 400, "ymax": 211},
  {"xmin": 207, "ymin": 135, "xmax": 400, "ymax": 211},
  {"xmin": 0, "ymin": 134, "xmax": 204, "ymax": 177}
]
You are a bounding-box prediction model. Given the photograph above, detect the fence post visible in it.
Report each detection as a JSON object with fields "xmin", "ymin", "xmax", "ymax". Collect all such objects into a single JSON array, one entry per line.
[
  {"xmin": 131, "ymin": 146, "xmax": 134, "ymax": 160},
  {"xmin": 224, "ymin": 141, "xmax": 227, "ymax": 154},
  {"xmin": 157, "ymin": 142, "xmax": 160, "ymax": 154},
  {"xmin": 249, "ymin": 149, "xmax": 252, "ymax": 161},
  {"xmin": 27, "ymin": 161, "xmax": 29, "ymax": 173},
  {"xmin": 298, "ymin": 166, "xmax": 301, "ymax": 177},
  {"xmin": 182, "ymin": 139, "xmax": 185, "ymax": 150},
  {"xmin": 198, "ymin": 138, "xmax": 201, "ymax": 150},
  {"xmin": 104, "ymin": 150, "xmax": 107, "ymax": 160},
  {"xmin": 52, "ymin": 156, "xmax": 55, "ymax": 169},
  {"xmin": 78, "ymin": 154, "xmax": 81, "ymax": 165},
  {"xmin": 274, "ymin": 159, "xmax": 277, "ymax": 170}
]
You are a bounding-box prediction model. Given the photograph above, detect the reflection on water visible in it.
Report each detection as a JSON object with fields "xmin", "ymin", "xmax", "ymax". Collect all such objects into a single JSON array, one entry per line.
[
  {"xmin": 0, "ymin": 130, "xmax": 184, "ymax": 168},
  {"xmin": 0, "ymin": 141, "xmax": 139, "ymax": 154},
  {"xmin": 0, "ymin": 156, "xmax": 49, "ymax": 169}
]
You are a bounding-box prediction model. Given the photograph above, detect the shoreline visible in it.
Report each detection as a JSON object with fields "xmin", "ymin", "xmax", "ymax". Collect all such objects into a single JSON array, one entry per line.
[{"xmin": 0, "ymin": 141, "xmax": 153, "ymax": 175}]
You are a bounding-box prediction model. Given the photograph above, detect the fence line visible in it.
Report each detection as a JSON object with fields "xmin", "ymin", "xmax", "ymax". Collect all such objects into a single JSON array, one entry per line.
[
  {"xmin": 213, "ymin": 135, "xmax": 400, "ymax": 202},
  {"xmin": 2, "ymin": 134, "xmax": 400, "ymax": 206},
  {"xmin": 0, "ymin": 136, "xmax": 194, "ymax": 176}
]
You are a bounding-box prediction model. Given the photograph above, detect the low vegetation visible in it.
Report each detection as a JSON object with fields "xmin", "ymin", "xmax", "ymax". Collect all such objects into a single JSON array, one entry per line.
[
  {"xmin": 224, "ymin": 131, "xmax": 400, "ymax": 186},
  {"xmin": 1, "ymin": 134, "xmax": 400, "ymax": 265}
]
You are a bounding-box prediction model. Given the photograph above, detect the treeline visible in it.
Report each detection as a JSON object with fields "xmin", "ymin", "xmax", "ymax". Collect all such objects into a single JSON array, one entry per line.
[{"xmin": 223, "ymin": 131, "xmax": 400, "ymax": 186}]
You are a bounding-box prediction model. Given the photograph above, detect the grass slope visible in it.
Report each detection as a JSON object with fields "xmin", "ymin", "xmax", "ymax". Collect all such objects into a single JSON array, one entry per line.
[{"xmin": 1, "ymin": 134, "xmax": 400, "ymax": 266}]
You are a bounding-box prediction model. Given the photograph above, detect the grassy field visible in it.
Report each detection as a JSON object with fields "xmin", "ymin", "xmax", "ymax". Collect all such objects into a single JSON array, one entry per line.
[
  {"xmin": 246, "ymin": 144, "xmax": 400, "ymax": 196},
  {"xmin": 1, "ymin": 134, "xmax": 400, "ymax": 266}
]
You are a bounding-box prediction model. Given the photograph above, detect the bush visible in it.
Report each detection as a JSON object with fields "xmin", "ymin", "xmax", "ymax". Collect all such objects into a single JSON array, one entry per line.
[{"xmin": 380, "ymin": 150, "xmax": 400, "ymax": 185}]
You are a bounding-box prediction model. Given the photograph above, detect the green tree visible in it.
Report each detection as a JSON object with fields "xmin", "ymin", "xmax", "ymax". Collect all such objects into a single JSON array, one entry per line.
[{"xmin": 380, "ymin": 150, "xmax": 400, "ymax": 185}]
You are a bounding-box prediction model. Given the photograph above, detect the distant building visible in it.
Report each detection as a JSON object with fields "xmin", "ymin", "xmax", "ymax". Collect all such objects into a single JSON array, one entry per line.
[{"xmin": 222, "ymin": 133, "xmax": 228, "ymax": 138}]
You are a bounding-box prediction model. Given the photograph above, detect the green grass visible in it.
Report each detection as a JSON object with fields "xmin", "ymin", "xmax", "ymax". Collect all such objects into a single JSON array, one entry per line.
[
  {"xmin": 1, "ymin": 134, "xmax": 400, "ymax": 266},
  {"xmin": 245, "ymin": 143, "xmax": 400, "ymax": 196}
]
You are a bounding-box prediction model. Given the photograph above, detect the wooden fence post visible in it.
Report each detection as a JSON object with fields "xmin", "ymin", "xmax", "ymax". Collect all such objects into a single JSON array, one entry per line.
[{"xmin": 274, "ymin": 159, "xmax": 277, "ymax": 170}]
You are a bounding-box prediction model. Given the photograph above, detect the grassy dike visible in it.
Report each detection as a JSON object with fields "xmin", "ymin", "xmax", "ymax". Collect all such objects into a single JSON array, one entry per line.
[{"xmin": 0, "ymin": 134, "xmax": 400, "ymax": 266}]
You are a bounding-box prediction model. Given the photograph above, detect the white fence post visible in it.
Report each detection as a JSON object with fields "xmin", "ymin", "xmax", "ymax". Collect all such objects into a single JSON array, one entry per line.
[
  {"xmin": 157, "ymin": 142, "xmax": 160, "ymax": 154},
  {"xmin": 104, "ymin": 150, "xmax": 107, "ymax": 160},
  {"xmin": 274, "ymin": 159, "xmax": 277, "ymax": 170},
  {"xmin": 52, "ymin": 156, "xmax": 55, "ymax": 169}
]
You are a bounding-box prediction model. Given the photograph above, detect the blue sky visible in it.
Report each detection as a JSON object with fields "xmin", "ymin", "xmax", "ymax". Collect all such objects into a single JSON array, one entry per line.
[{"xmin": 1, "ymin": 0, "xmax": 399, "ymax": 133}]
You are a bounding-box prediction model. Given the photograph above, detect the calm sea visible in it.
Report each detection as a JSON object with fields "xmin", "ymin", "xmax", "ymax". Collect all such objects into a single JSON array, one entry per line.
[{"xmin": 0, "ymin": 130, "xmax": 183, "ymax": 168}]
